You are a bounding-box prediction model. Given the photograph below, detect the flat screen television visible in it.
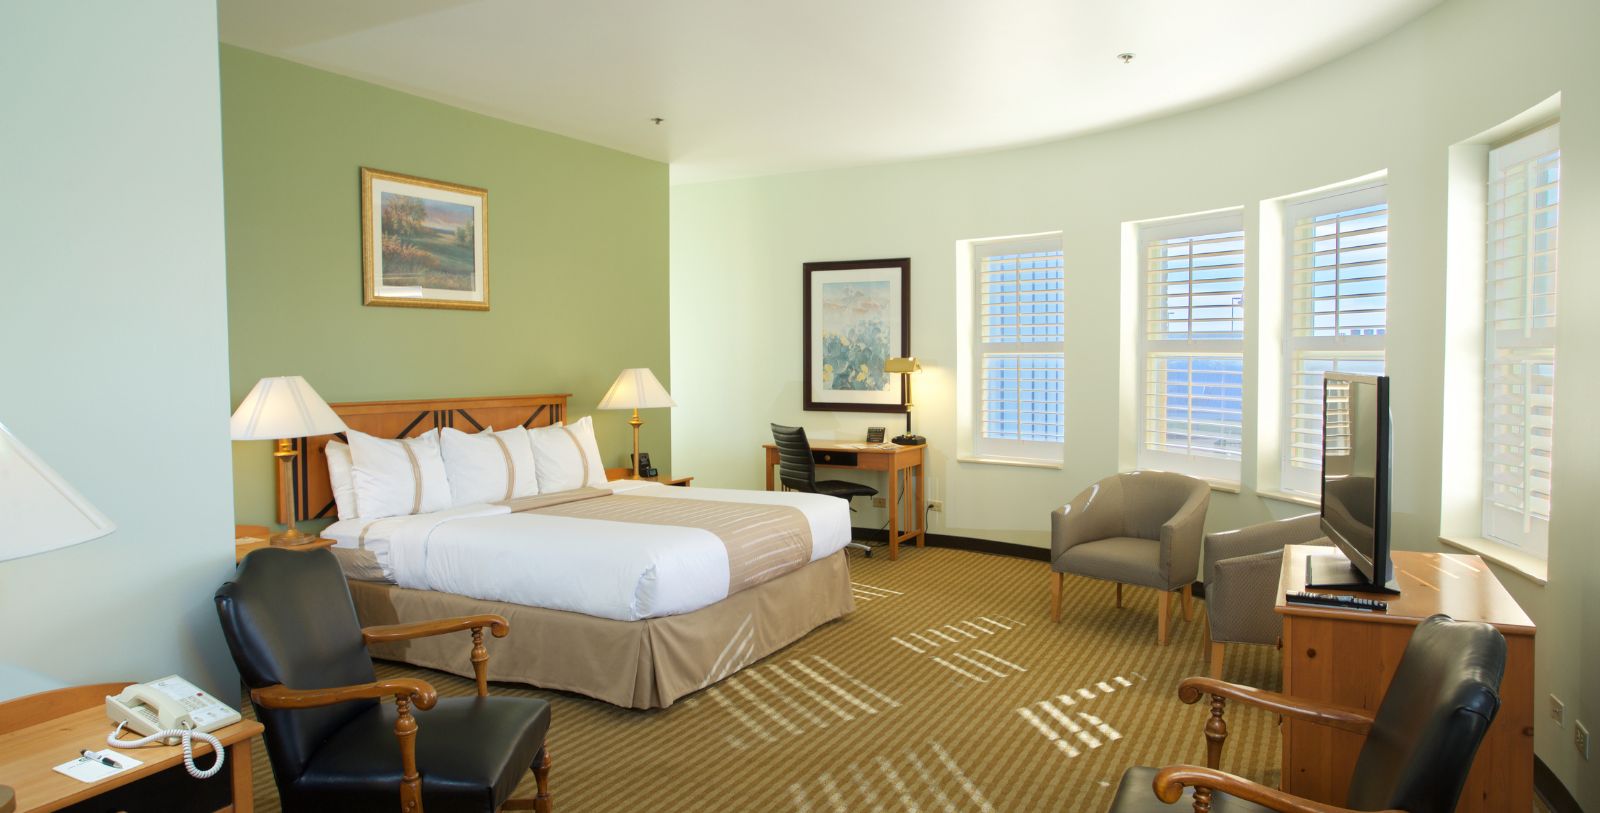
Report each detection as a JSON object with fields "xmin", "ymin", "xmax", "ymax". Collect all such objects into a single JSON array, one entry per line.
[{"xmin": 1309, "ymin": 372, "xmax": 1399, "ymax": 594}]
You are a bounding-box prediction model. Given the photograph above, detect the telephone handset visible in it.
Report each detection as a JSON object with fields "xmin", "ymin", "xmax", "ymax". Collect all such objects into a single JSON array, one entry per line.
[{"xmin": 106, "ymin": 675, "xmax": 241, "ymax": 779}]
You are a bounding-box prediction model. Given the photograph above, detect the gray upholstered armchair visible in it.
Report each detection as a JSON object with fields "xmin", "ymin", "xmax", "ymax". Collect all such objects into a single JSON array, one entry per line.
[
  {"xmin": 1049, "ymin": 471, "xmax": 1210, "ymax": 645},
  {"xmin": 1202, "ymin": 513, "xmax": 1328, "ymax": 678}
]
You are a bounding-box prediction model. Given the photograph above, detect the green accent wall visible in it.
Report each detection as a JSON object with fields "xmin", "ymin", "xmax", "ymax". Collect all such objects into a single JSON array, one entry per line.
[{"xmin": 221, "ymin": 46, "xmax": 670, "ymax": 526}]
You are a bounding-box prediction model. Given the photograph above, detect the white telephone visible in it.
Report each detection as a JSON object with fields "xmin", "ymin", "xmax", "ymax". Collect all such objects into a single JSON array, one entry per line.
[{"xmin": 106, "ymin": 675, "xmax": 241, "ymax": 779}]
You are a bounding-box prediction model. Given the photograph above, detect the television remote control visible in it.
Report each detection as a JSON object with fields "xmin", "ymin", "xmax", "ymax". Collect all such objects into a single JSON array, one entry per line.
[{"xmin": 1285, "ymin": 590, "xmax": 1388, "ymax": 612}]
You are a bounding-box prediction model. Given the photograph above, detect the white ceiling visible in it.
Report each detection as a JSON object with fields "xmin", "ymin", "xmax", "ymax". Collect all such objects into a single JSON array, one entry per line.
[{"xmin": 218, "ymin": 0, "xmax": 1441, "ymax": 183}]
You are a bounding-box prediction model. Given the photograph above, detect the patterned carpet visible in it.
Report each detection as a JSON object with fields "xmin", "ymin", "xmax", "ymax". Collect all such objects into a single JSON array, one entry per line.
[{"xmin": 246, "ymin": 547, "xmax": 1283, "ymax": 812}]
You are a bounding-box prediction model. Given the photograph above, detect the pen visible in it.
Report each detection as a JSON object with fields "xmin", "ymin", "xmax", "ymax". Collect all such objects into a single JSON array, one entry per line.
[{"xmin": 80, "ymin": 749, "xmax": 121, "ymax": 768}]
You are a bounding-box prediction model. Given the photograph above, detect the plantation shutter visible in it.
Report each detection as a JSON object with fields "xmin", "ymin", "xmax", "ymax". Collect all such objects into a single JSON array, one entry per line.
[
  {"xmin": 1282, "ymin": 184, "xmax": 1388, "ymax": 494},
  {"xmin": 1137, "ymin": 212, "xmax": 1245, "ymax": 481},
  {"xmin": 1483, "ymin": 124, "xmax": 1560, "ymax": 555},
  {"xmin": 975, "ymin": 236, "xmax": 1065, "ymax": 460}
]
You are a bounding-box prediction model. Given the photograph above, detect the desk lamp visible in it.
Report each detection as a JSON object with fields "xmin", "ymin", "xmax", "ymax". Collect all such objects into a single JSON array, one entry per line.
[
  {"xmin": 598, "ymin": 368, "xmax": 676, "ymax": 477},
  {"xmin": 884, "ymin": 357, "xmax": 924, "ymax": 445},
  {"xmin": 0, "ymin": 420, "xmax": 116, "ymax": 562},
  {"xmin": 230, "ymin": 376, "xmax": 347, "ymax": 546}
]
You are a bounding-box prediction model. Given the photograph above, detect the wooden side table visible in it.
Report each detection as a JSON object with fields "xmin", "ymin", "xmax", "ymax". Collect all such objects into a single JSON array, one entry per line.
[
  {"xmin": 235, "ymin": 526, "xmax": 335, "ymax": 563},
  {"xmin": 604, "ymin": 468, "xmax": 693, "ymax": 487},
  {"xmin": 0, "ymin": 683, "xmax": 263, "ymax": 813}
]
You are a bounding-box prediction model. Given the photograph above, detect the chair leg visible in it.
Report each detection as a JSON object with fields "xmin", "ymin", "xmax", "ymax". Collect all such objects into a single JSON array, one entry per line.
[
  {"xmin": 1210, "ymin": 642, "xmax": 1226, "ymax": 680},
  {"xmin": 1115, "ymin": 582, "xmax": 1123, "ymax": 608},
  {"xmin": 535, "ymin": 746, "xmax": 552, "ymax": 813},
  {"xmin": 1049, "ymin": 570, "xmax": 1063, "ymax": 623},
  {"xmin": 1181, "ymin": 584, "xmax": 1194, "ymax": 622},
  {"xmin": 1157, "ymin": 590, "xmax": 1171, "ymax": 645}
]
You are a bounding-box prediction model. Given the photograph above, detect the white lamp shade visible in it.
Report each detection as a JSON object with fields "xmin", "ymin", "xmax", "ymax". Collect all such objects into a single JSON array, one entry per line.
[
  {"xmin": 230, "ymin": 376, "xmax": 348, "ymax": 440},
  {"xmin": 597, "ymin": 368, "xmax": 677, "ymax": 410},
  {"xmin": 0, "ymin": 420, "xmax": 116, "ymax": 562}
]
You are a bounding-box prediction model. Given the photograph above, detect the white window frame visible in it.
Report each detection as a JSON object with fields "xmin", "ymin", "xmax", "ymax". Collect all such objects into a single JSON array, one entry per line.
[
  {"xmin": 969, "ymin": 233, "xmax": 1065, "ymax": 464},
  {"xmin": 1481, "ymin": 123, "xmax": 1559, "ymax": 558},
  {"xmin": 1135, "ymin": 211, "xmax": 1246, "ymax": 482},
  {"xmin": 1280, "ymin": 182, "xmax": 1389, "ymax": 496}
]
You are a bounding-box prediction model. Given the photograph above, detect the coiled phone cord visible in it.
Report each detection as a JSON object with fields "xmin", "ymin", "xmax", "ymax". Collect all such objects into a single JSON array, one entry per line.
[{"xmin": 108, "ymin": 720, "xmax": 225, "ymax": 779}]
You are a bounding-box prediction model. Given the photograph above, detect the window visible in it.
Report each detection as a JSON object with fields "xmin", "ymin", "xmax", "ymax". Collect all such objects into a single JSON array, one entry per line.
[
  {"xmin": 1282, "ymin": 184, "xmax": 1388, "ymax": 495},
  {"xmin": 972, "ymin": 235, "xmax": 1065, "ymax": 462},
  {"xmin": 1483, "ymin": 124, "xmax": 1559, "ymax": 556},
  {"xmin": 1137, "ymin": 212, "xmax": 1245, "ymax": 481}
]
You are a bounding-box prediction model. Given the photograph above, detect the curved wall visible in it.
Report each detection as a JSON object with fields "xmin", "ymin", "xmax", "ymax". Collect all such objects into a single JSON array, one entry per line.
[{"xmin": 670, "ymin": 0, "xmax": 1599, "ymax": 801}]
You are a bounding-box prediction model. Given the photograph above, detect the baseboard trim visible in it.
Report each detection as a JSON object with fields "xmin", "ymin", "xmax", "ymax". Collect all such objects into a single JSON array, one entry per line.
[
  {"xmin": 850, "ymin": 528, "xmax": 1049, "ymax": 561},
  {"xmin": 1535, "ymin": 756, "xmax": 1582, "ymax": 813}
]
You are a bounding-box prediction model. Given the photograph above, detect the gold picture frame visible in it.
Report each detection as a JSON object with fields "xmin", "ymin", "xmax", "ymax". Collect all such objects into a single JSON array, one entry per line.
[{"xmin": 360, "ymin": 167, "xmax": 489, "ymax": 310}]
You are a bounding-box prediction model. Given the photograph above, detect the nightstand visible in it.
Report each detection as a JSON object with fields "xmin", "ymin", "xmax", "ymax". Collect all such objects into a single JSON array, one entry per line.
[
  {"xmin": 603, "ymin": 468, "xmax": 693, "ymax": 487},
  {"xmin": 235, "ymin": 524, "xmax": 336, "ymax": 562}
]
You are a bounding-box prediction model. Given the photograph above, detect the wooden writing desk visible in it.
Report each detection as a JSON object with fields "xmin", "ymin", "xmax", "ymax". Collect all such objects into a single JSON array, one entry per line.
[
  {"xmin": 763, "ymin": 441, "xmax": 925, "ymax": 559},
  {"xmin": 0, "ymin": 682, "xmax": 263, "ymax": 813},
  {"xmin": 1275, "ymin": 545, "xmax": 1534, "ymax": 812}
]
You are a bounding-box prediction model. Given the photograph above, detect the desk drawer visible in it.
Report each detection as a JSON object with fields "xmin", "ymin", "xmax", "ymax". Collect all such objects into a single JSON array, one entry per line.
[{"xmin": 813, "ymin": 450, "xmax": 858, "ymax": 467}]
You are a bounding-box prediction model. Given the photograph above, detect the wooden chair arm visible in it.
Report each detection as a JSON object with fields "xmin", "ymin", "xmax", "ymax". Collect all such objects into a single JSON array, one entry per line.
[
  {"xmin": 361, "ymin": 613, "xmax": 510, "ymax": 644},
  {"xmin": 1153, "ymin": 765, "xmax": 1403, "ymax": 813},
  {"xmin": 250, "ymin": 678, "xmax": 438, "ymax": 711},
  {"xmin": 362, "ymin": 613, "xmax": 509, "ymax": 698},
  {"xmin": 1178, "ymin": 676, "xmax": 1374, "ymax": 735}
]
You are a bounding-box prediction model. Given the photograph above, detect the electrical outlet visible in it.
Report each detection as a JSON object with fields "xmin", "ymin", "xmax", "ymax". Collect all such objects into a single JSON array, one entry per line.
[
  {"xmin": 871, "ymin": 497, "xmax": 887, "ymax": 508},
  {"xmin": 1550, "ymin": 695, "xmax": 1565, "ymax": 725},
  {"xmin": 928, "ymin": 500, "xmax": 944, "ymax": 512},
  {"xmin": 1577, "ymin": 721, "xmax": 1591, "ymax": 760}
]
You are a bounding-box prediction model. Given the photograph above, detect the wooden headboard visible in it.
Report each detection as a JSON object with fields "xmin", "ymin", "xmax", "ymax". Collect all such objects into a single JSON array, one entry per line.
[{"xmin": 281, "ymin": 393, "xmax": 570, "ymax": 524}]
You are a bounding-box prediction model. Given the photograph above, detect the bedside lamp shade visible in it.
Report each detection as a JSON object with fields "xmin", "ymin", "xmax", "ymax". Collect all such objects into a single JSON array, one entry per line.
[
  {"xmin": 0, "ymin": 420, "xmax": 115, "ymax": 562},
  {"xmin": 597, "ymin": 368, "xmax": 677, "ymax": 411},
  {"xmin": 230, "ymin": 376, "xmax": 347, "ymax": 441},
  {"xmin": 598, "ymin": 368, "xmax": 675, "ymax": 478}
]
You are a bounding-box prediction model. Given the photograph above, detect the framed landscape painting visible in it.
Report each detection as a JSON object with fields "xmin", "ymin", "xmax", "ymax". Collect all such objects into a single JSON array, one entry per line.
[
  {"xmin": 803, "ymin": 258, "xmax": 910, "ymax": 412},
  {"xmin": 361, "ymin": 167, "xmax": 488, "ymax": 310}
]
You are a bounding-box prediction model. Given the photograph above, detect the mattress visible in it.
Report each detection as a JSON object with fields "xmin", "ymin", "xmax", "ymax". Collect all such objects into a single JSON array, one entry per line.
[{"xmin": 323, "ymin": 479, "xmax": 852, "ymax": 621}]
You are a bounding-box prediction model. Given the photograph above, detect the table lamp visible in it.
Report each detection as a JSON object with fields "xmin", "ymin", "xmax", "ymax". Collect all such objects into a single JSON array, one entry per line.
[
  {"xmin": 883, "ymin": 357, "xmax": 925, "ymax": 445},
  {"xmin": 0, "ymin": 419, "xmax": 116, "ymax": 562},
  {"xmin": 597, "ymin": 368, "xmax": 676, "ymax": 478},
  {"xmin": 230, "ymin": 376, "xmax": 347, "ymax": 546}
]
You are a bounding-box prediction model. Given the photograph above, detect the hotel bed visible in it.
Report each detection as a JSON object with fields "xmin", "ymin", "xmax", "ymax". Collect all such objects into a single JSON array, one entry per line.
[{"xmin": 282, "ymin": 393, "xmax": 855, "ymax": 709}]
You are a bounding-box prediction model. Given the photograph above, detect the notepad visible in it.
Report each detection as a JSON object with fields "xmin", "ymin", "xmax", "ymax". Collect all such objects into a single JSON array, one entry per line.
[{"xmin": 53, "ymin": 749, "xmax": 143, "ymax": 783}]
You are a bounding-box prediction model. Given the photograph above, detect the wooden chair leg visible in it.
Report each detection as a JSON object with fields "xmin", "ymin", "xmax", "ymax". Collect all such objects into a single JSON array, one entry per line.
[
  {"xmin": 534, "ymin": 746, "xmax": 552, "ymax": 813},
  {"xmin": 1049, "ymin": 570, "xmax": 1064, "ymax": 623},
  {"xmin": 1210, "ymin": 642, "xmax": 1226, "ymax": 680},
  {"xmin": 1115, "ymin": 582, "xmax": 1123, "ymax": 608},
  {"xmin": 1181, "ymin": 584, "xmax": 1194, "ymax": 622},
  {"xmin": 1157, "ymin": 590, "xmax": 1171, "ymax": 645}
]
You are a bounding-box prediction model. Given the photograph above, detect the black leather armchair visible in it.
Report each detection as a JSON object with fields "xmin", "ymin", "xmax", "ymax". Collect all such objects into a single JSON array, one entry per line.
[
  {"xmin": 1107, "ymin": 614, "xmax": 1505, "ymax": 813},
  {"xmin": 215, "ymin": 548, "xmax": 552, "ymax": 813}
]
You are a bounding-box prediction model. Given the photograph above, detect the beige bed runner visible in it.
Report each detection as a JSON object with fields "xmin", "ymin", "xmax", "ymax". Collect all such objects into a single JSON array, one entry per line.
[{"xmin": 501, "ymin": 490, "xmax": 814, "ymax": 594}]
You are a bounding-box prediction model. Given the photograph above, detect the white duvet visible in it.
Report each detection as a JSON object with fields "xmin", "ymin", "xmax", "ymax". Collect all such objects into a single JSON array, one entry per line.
[{"xmin": 323, "ymin": 480, "xmax": 852, "ymax": 621}]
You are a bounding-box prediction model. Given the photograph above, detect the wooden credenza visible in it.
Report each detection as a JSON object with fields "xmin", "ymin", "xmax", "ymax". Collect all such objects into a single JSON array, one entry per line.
[{"xmin": 1275, "ymin": 545, "xmax": 1534, "ymax": 812}]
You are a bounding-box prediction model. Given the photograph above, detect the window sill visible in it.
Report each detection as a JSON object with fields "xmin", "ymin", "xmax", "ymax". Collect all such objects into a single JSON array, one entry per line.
[
  {"xmin": 1438, "ymin": 535, "xmax": 1547, "ymax": 586},
  {"xmin": 957, "ymin": 455, "xmax": 1062, "ymax": 470},
  {"xmin": 1257, "ymin": 488, "xmax": 1320, "ymax": 509}
]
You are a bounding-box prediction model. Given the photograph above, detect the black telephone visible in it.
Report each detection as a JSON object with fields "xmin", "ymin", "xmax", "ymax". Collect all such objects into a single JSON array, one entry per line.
[
  {"xmin": 633, "ymin": 452, "xmax": 658, "ymax": 478},
  {"xmin": 892, "ymin": 433, "xmax": 926, "ymax": 446}
]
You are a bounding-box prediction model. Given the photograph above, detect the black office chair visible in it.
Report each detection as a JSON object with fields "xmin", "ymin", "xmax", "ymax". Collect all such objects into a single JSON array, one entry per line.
[
  {"xmin": 771, "ymin": 423, "xmax": 877, "ymax": 556},
  {"xmin": 215, "ymin": 548, "xmax": 553, "ymax": 813},
  {"xmin": 1105, "ymin": 613, "xmax": 1505, "ymax": 813}
]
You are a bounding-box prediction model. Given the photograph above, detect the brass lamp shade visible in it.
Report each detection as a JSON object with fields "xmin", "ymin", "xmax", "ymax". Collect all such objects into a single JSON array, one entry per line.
[{"xmin": 883, "ymin": 357, "xmax": 922, "ymax": 374}]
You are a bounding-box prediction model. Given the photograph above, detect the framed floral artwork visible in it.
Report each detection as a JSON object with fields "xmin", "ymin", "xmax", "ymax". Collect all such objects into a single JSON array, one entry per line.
[
  {"xmin": 361, "ymin": 167, "xmax": 488, "ymax": 310},
  {"xmin": 803, "ymin": 258, "xmax": 910, "ymax": 412}
]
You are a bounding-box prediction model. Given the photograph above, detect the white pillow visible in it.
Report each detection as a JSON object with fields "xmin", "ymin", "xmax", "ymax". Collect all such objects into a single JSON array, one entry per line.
[
  {"xmin": 440, "ymin": 426, "xmax": 540, "ymax": 506},
  {"xmin": 529, "ymin": 416, "xmax": 608, "ymax": 493},
  {"xmin": 325, "ymin": 440, "xmax": 359, "ymax": 520},
  {"xmin": 348, "ymin": 428, "xmax": 454, "ymax": 519}
]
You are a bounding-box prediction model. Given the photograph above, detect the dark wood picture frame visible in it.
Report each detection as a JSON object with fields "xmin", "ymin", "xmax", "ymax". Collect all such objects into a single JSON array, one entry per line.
[{"xmin": 803, "ymin": 258, "xmax": 911, "ymax": 413}]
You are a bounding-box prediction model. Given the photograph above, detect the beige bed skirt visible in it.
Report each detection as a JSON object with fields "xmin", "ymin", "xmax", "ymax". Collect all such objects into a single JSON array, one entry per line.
[{"xmin": 348, "ymin": 550, "xmax": 855, "ymax": 709}]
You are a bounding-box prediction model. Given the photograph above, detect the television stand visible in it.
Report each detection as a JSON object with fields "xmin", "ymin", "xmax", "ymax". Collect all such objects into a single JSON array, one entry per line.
[{"xmin": 1305, "ymin": 555, "xmax": 1400, "ymax": 594}]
